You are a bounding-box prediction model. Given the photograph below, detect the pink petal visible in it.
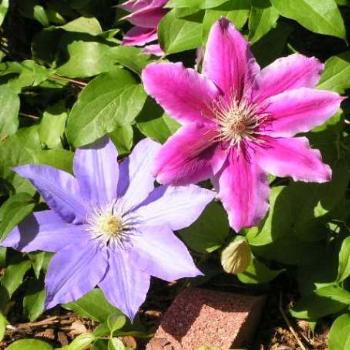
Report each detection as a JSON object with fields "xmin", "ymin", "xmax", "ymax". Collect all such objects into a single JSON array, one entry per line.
[
  {"xmin": 262, "ymin": 88, "xmax": 343, "ymax": 137},
  {"xmin": 143, "ymin": 44, "xmax": 164, "ymax": 56},
  {"xmin": 123, "ymin": 27, "xmax": 158, "ymax": 46},
  {"xmin": 203, "ymin": 18, "xmax": 260, "ymax": 101},
  {"xmin": 253, "ymin": 54, "xmax": 324, "ymax": 103},
  {"xmin": 154, "ymin": 123, "xmax": 226, "ymax": 185},
  {"xmin": 213, "ymin": 147, "xmax": 269, "ymax": 232},
  {"xmin": 142, "ymin": 62, "xmax": 219, "ymax": 124},
  {"xmin": 119, "ymin": 0, "xmax": 154, "ymax": 12},
  {"xmin": 124, "ymin": 7, "xmax": 167, "ymax": 28},
  {"xmin": 120, "ymin": 0, "xmax": 167, "ymax": 11},
  {"xmin": 255, "ymin": 136, "xmax": 332, "ymax": 183}
]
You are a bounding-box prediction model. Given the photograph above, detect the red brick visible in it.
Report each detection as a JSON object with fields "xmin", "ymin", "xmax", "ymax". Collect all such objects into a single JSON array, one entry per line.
[{"xmin": 147, "ymin": 288, "xmax": 266, "ymax": 350}]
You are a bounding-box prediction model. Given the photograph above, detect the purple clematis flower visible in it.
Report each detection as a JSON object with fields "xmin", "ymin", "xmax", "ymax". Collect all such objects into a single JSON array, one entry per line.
[
  {"xmin": 1, "ymin": 138, "xmax": 214, "ymax": 320},
  {"xmin": 120, "ymin": 0, "xmax": 168, "ymax": 55},
  {"xmin": 142, "ymin": 18, "xmax": 343, "ymax": 232}
]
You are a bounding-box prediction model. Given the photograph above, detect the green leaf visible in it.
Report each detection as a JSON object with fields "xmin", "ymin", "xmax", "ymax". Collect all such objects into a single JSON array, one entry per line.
[
  {"xmin": 237, "ymin": 255, "xmax": 283, "ymax": 284},
  {"xmin": 28, "ymin": 252, "xmax": 51, "ymax": 278},
  {"xmin": 23, "ymin": 280, "xmax": 46, "ymax": 321},
  {"xmin": 315, "ymin": 284, "xmax": 350, "ymax": 304},
  {"xmin": 179, "ymin": 202, "xmax": 229, "ymax": 253},
  {"xmin": 64, "ymin": 289, "xmax": 123, "ymax": 322},
  {"xmin": 6, "ymin": 339, "xmax": 53, "ymax": 350},
  {"xmin": 63, "ymin": 333, "xmax": 95, "ymax": 350},
  {"xmin": 107, "ymin": 314, "xmax": 127, "ymax": 333},
  {"xmin": 249, "ymin": 0, "xmax": 279, "ymax": 43},
  {"xmin": 248, "ymin": 159, "xmax": 349, "ymax": 266},
  {"xmin": 56, "ymin": 34, "xmax": 118, "ymax": 78},
  {"xmin": 39, "ymin": 101, "xmax": 67, "ymax": 149},
  {"xmin": 1, "ymin": 260, "xmax": 32, "ymax": 297},
  {"xmin": 0, "ymin": 60, "xmax": 50, "ymax": 93},
  {"xmin": 91, "ymin": 340, "xmax": 108, "ymax": 350},
  {"xmin": 108, "ymin": 338, "xmax": 125, "ymax": 350},
  {"xmin": 31, "ymin": 150, "xmax": 74, "ymax": 173},
  {"xmin": 337, "ymin": 237, "xmax": 350, "ymax": 282},
  {"xmin": 67, "ymin": 68, "xmax": 147, "ymax": 147},
  {"xmin": 0, "ymin": 312, "xmax": 7, "ymax": 342},
  {"xmin": 318, "ymin": 51, "xmax": 350, "ymax": 94},
  {"xmin": 0, "ymin": 0, "xmax": 9, "ymax": 26},
  {"xmin": 0, "ymin": 126, "xmax": 41, "ymax": 195},
  {"xmin": 167, "ymin": 0, "xmax": 229, "ymax": 9},
  {"xmin": 59, "ymin": 16, "xmax": 102, "ymax": 35},
  {"xmin": 108, "ymin": 46, "xmax": 152, "ymax": 75},
  {"xmin": 109, "ymin": 125, "xmax": 133, "ymax": 156},
  {"xmin": 136, "ymin": 98, "xmax": 180, "ymax": 143},
  {"xmin": 270, "ymin": 0, "xmax": 346, "ymax": 39},
  {"xmin": 0, "ymin": 193, "xmax": 35, "ymax": 240},
  {"xmin": 202, "ymin": 0, "xmax": 250, "ymax": 41},
  {"xmin": 291, "ymin": 294, "xmax": 347, "ymax": 320},
  {"xmin": 158, "ymin": 9, "xmax": 203, "ymax": 54},
  {"xmin": 0, "ymin": 85, "xmax": 19, "ymax": 139},
  {"xmin": 328, "ymin": 313, "xmax": 350, "ymax": 350}
]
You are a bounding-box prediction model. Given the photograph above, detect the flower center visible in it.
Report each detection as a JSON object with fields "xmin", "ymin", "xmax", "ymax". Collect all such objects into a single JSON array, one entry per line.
[
  {"xmin": 214, "ymin": 99, "xmax": 266, "ymax": 146},
  {"xmin": 98, "ymin": 215, "xmax": 123, "ymax": 237},
  {"xmin": 86, "ymin": 202, "xmax": 134, "ymax": 247}
]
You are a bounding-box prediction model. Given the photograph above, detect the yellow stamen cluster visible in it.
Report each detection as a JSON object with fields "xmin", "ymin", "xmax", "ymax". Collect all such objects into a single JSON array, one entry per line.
[
  {"xmin": 87, "ymin": 203, "xmax": 125, "ymax": 246},
  {"xmin": 97, "ymin": 215, "xmax": 123, "ymax": 238},
  {"xmin": 213, "ymin": 98, "xmax": 265, "ymax": 146}
]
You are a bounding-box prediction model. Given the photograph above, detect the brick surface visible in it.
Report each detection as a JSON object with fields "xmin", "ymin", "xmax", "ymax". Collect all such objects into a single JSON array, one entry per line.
[{"xmin": 147, "ymin": 288, "xmax": 266, "ymax": 350}]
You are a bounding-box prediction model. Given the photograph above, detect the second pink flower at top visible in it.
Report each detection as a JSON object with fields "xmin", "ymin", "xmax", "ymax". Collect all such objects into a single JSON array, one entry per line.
[
  {"xmin": 121, "ymin": 0, "xmax": 168, "ymax": 55},
  {"xmin": 142, "ymin": 18, "xmax": 343, "ymax": 232}
]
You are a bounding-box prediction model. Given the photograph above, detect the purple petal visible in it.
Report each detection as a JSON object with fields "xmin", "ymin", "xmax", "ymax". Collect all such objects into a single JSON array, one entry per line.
[
  {"xmin": 142, "ymin": 62, "xmax": 219, "ymax": 124},
  {"xmin": 45, "ymin": 242, "xmax": 107, "ymax": 309},
  {"xmin": 203, "ymin": 18, "xmax": 260, "ymax": 101},
  {"xmin": 253, "ymin": 54, "xmax": 324, "ymax": 103},
  {"xmin": 123, "ymin": 27, "xmax": 158, "ymax": 46},
  {"xmin": 1, "ymin": 210, "xmax": 87, "ymax": 253},
  {"xmin": 131, "ymin": 226, "xmax": 202, "ymax": 281},
  {"xmin": 214, "ymin": 148, "xmax": 269, "ymax": 232},
  {"xmin": 73, "ymin": 137, "xmax": 119, "ymax": 207},
  {"xmin": 117, "ymin": 139, "xmax": 161, "ymax": 207},
  {"xmin": 14, "ymin": 165, "xmax": 87, "ymax": 224},
  {"xmin": 98, "ymin": 249, "xmax": 150, "ymax": 321},
  {"xmin": 154, "ymin": 124, "xmax": 226, "ymax": 185},
  {"xmin": 135, "ymin": 184, "xmax": 215, "ymax": 231},
  {"xmin": 256, "ymin": 136, "xmax": 332, "ymax": 183},
  {"xmin": 262, "ymin": 88, "xmax": 342, "ymax": 137}
]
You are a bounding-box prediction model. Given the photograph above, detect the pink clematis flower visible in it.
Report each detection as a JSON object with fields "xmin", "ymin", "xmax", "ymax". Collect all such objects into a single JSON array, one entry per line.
[
  {"xmin": 142, "ymin": 18, "xmax": 343, "ymax": 232},
  {"xmin": 120, "ymin": 0, "xmax": 168, "ymax": 55}
]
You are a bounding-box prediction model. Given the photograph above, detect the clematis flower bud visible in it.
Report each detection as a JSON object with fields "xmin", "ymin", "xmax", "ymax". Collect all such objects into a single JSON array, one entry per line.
[{"xmin": 221, "ymin": 237, "xmax": 251, "ymax": 274}]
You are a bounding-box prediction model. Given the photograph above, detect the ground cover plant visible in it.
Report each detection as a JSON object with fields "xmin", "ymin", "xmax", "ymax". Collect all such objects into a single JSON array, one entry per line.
[{"xmin": 0, "ymin": 0, "xmax": 349, "ymax": 349}]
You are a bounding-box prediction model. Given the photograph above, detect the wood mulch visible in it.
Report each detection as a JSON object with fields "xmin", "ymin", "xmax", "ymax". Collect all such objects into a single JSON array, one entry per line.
[{"xmin": 1, "ymin": 278, "xmax": 329, "ymax": 349}]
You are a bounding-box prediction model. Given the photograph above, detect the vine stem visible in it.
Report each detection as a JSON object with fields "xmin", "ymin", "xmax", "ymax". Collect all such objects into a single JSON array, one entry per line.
[
  {"xmin": 279, "ymin": 292, "xmax": 307, "ymax": 350},
  {"xmin": 51, "ymin": 75, "xmax": 87, "ymax": 87},
  {"xmin": 19, "ymin": 112, "xmax": 39, "ymax": 120}
]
